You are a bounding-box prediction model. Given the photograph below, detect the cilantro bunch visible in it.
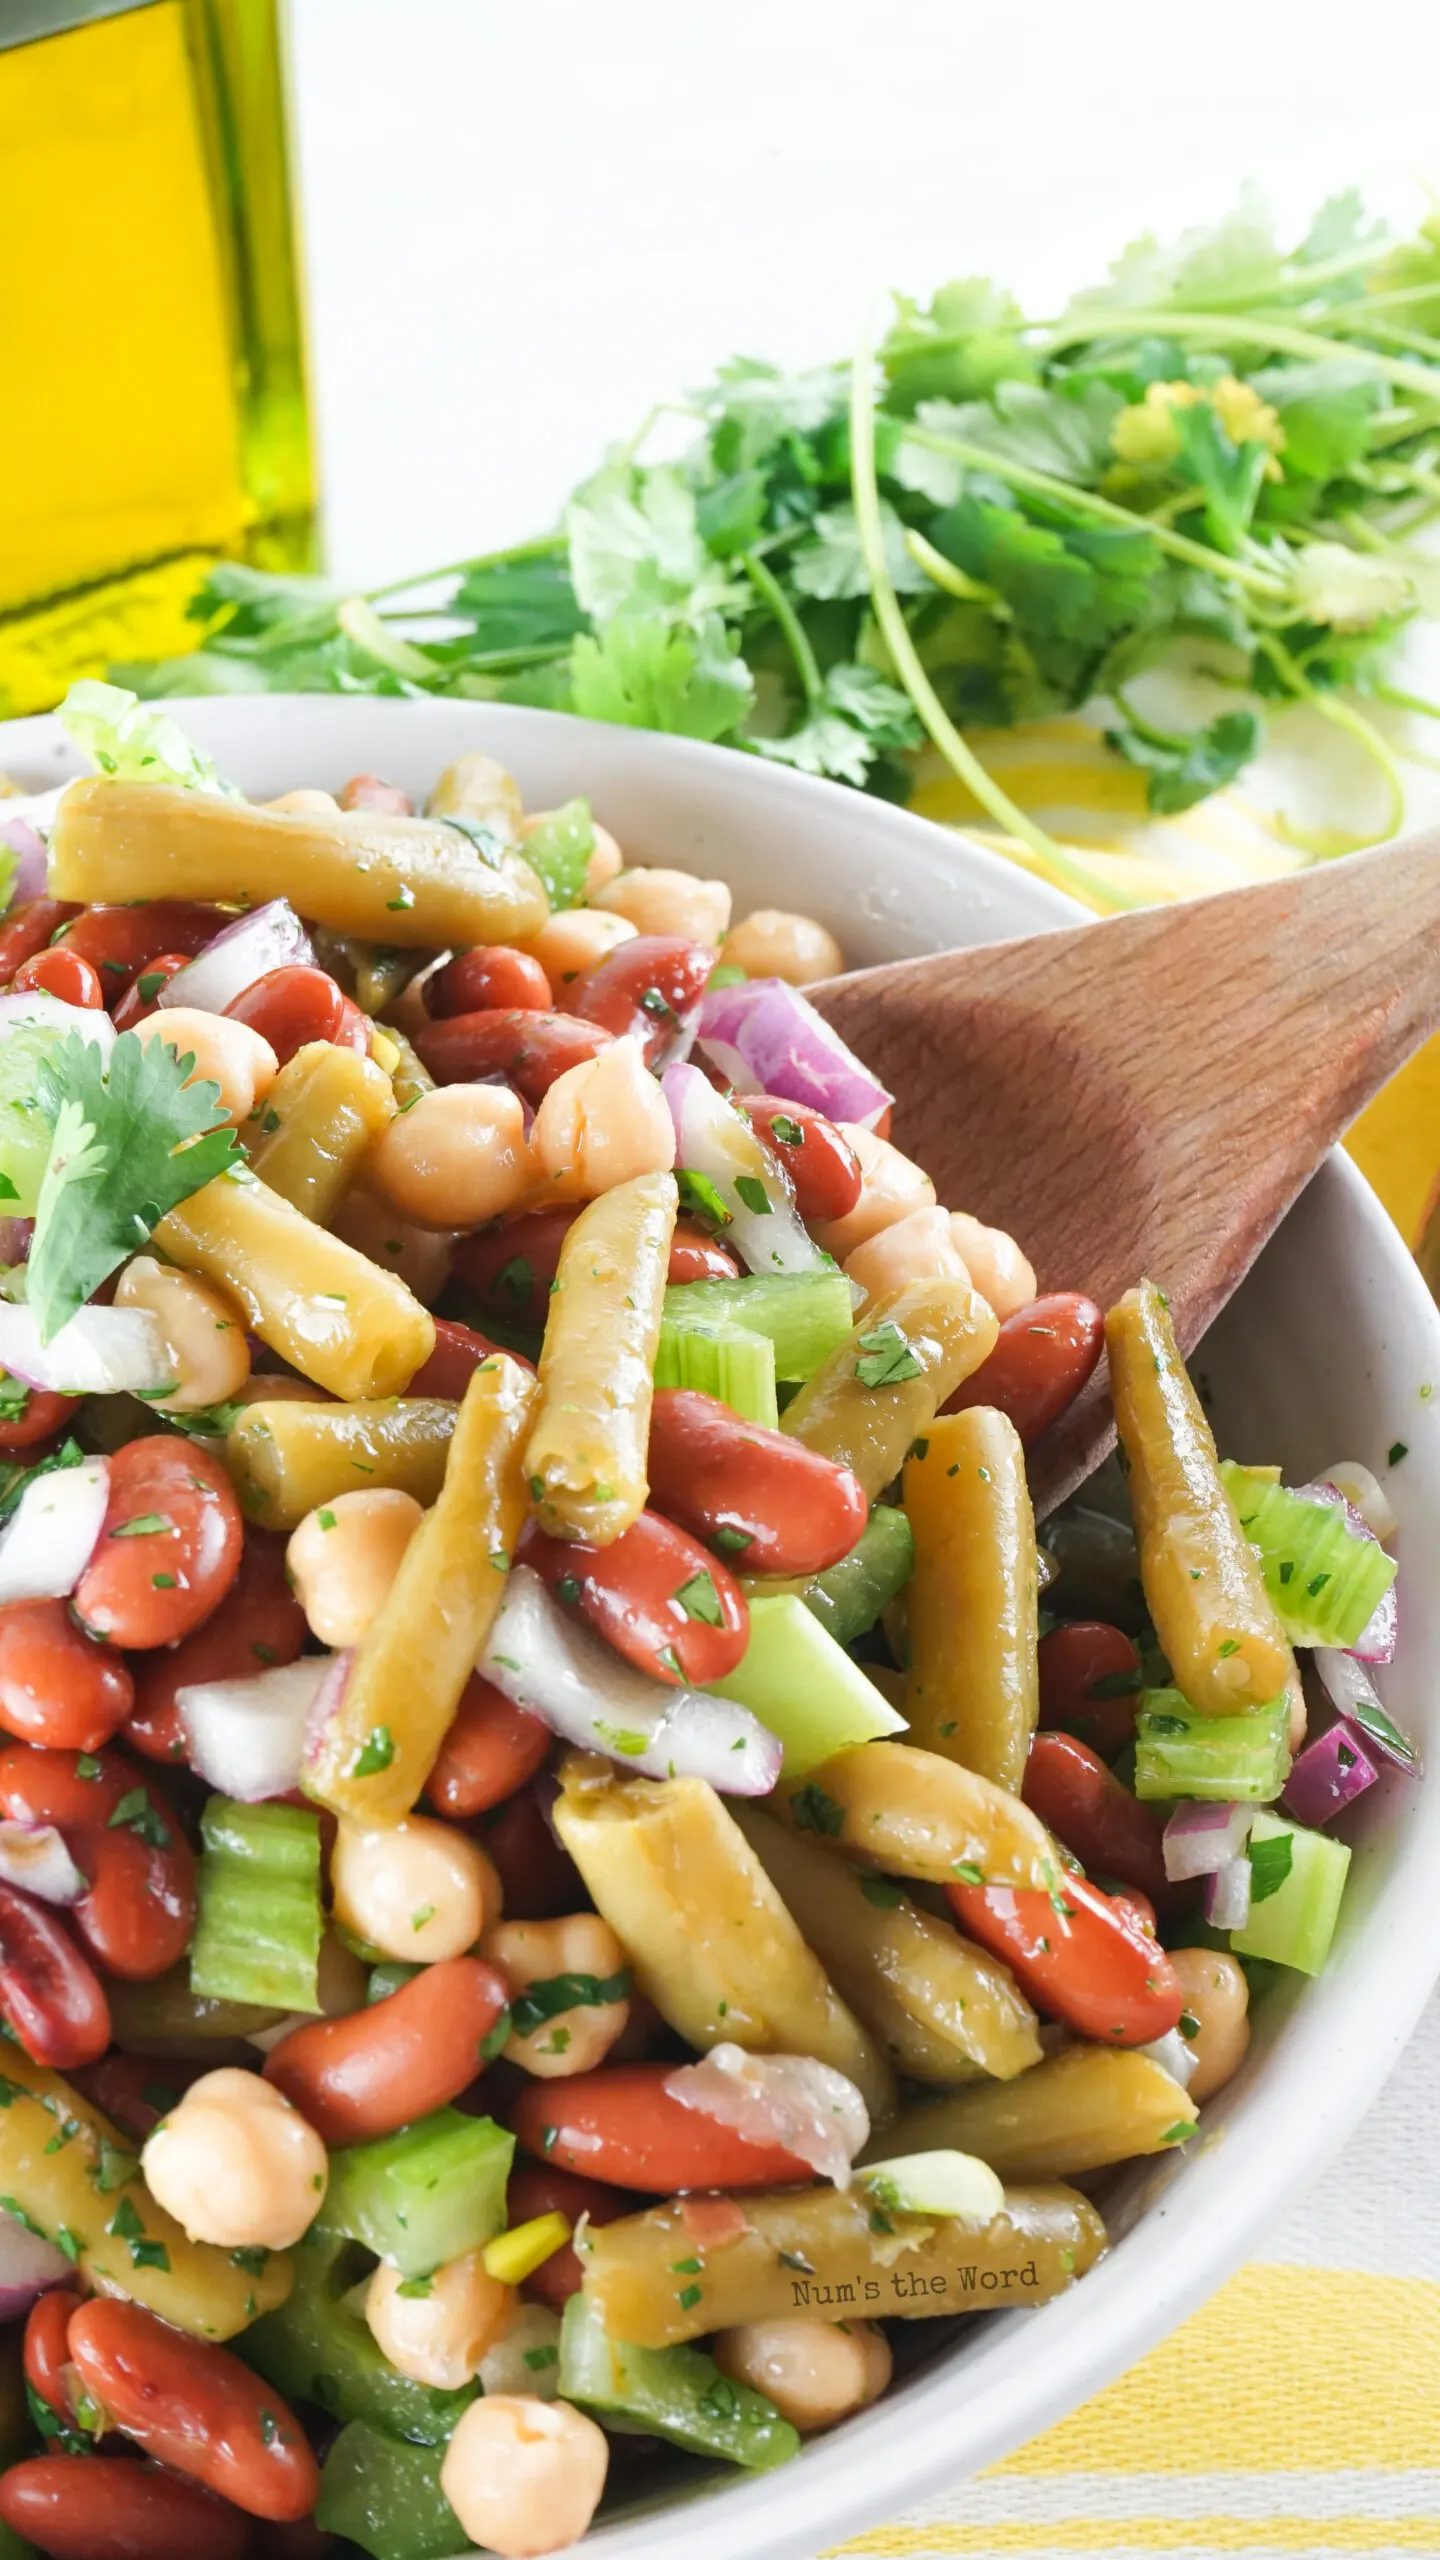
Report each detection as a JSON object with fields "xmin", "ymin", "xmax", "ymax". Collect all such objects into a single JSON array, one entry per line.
[{"xmin": 120, "ymin": 188, "xmax": 1440, "ymax": 911}]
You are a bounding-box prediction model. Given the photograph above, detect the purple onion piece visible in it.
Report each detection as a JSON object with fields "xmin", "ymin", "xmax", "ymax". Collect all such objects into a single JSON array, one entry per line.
[
  {"xmin": 1281, "ymin": 1716, "xmax": 1379, "ymax": 1828},
  {"xmin": 695, "ymin": 976, "xmax": 892, "ymax": 1132},
  {"xmin": 1313, "ymin": 1648, "xmax": 1419, "ymax": 1774},
  {"xmin": 157, "ymin": 899, "xmax": 313, "ymax": 1019},
  {"xmin": 0, "ymin": 818, "xmax": 48, "ymax": 910},
  {"xmin": 1203, "ymin": 1855, "xmax": 1252, "ymax": 1931},
  {"xmin": 1162, "ymin": 1797, "xmax": 1255, "ymax": 1883}
]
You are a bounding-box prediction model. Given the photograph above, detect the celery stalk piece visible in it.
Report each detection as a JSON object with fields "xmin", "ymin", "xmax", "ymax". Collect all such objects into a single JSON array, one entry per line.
[
  {"xmin": 662, "ymin": 1272, "xmax": 854, "ymax": 1380},
  {"xmin": 1220, "ymin": 1461, "xmax": 1397, "ymax": 1649},
  {"xmin": 559, "ymin": 2294, "xmax": 800, "ymax": 2470},
  {"xmin": 322, "ymin": 2111, "xmax": 514, "ymax": 2279},
  {"xmin": 314, "ymin": 2421, "xmax": 461, "ymax": 2560},
  {"xmin": 242, "ymin": 2233, "xmax": 473, "ymax": 2445},
  {"xmin": 190, "ymin": 1797, "xmax": 323, "ymax": 2011},
  {"xmin": 706, "ymin": 1592, "xmax": 907, "ymax": 1775},
  {"xmin": 1134, "ymin": 1689, "xmax": 1291, "ymax": 1803},
  {"xmin": 744, "ymin": 1504, "xmax": 914, "ymax": 1647},
  {"xmin": 1231, "ymin": 1810, "xmax": 1351, "ymax": 1975},
  {"xmin": 654, "ymin": 1317, "xmax": 778, "ymax": 1425}
]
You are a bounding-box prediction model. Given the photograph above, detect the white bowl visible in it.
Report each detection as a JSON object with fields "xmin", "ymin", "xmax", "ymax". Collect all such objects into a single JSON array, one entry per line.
[{"xmin": 6, "ymin": 696, "xmax": 1440, "ymax": 2560}]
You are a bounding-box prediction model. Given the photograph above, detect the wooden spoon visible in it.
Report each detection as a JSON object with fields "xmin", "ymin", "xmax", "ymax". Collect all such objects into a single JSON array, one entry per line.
[{"xmin": 812, "ymin": 832, "xmax": 1440, "ymax": 1514}]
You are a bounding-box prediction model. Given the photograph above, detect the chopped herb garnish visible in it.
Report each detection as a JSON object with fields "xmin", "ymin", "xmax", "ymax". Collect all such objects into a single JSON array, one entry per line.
[
  {"xmin": 733, "ymin": 1174, "xmax": 771, "ymax": 1216},
  {"xmin": 349, "ymin": 1725, "xmax": 395, "ymax": 1778},
  {"xmin": 789, "ymin": 1782, "xmax": 844, "ymax": 1837},
  {"xmin": 854, "ymin": 1322, "xmax": 923, "ymax": 1388}
]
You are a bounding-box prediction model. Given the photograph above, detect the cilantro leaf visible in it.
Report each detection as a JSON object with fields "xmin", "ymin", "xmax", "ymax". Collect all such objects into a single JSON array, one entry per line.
[
  {"xmin": 791, "ymin": 503, "xmax": 928, "ymax": 602},
  {"xmin": 28, "ymin": 1033, "xmax": 241, "ymax": 1342},
  {"xmin": 450, "ymin": 553, "xmax": 588, "ymax": 652},
  {"xmin": 1106, "ymin": 708, "xmax": 1260, "ymax": 814},
  {"xmin": 569, "ymin": 614, "xmax": 753, "ymax": 741},
  {"xmin": 758, "ymin": 664, "xmax": 921, "ymax": 785},
  {"xmin": 854, "ymin": 1322, "xmax": 924, "ymax": 1387},
  {"xmin": 1248, "ymin": 1831, "xmax": 1295, "ymax": 1904},
  {"xmin": 567, "ymin": 466, "xmax": 739, "ymax": 626}
]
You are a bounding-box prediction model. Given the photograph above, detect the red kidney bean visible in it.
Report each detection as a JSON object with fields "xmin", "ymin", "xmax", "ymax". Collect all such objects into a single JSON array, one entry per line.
[
  {"xmin": 482, "ymin": 1782, "xmax": 583, "ymax": 1919},
  {"xmin": 265, "ymin": 1954, "xmax": 509, "ymax": 2145},
  {"xmin": 506, "ymin": 2162, "xmax": 633, "ymax": 2309},
  {"xmin": 70, "ymin": 2299, "xmax": 318, "ymax": 2522},
  {"xmin": 0, "ymin": 1387, "xmax": 80, "ymax": 1455},
  {"xmin": 647, "ymin": 1389, "xmax": 867, "ymax": 1575},
  {"xmin": 338, "ymin": 773, "xmax": 412, "ymax": 815},
  {"xmin": 667, "ymin": 1219, "xmax": 741, "ymax": 1283},
  {"xmin": 0, "ymin": 1601, "xmax": 133, "ymax": 1753},
  {"xmin": 0, "ymin": 1881, "xmax": 110, "ymax": 2068},
  {"xmin": 453, "ymin": 1208, "xmax": 576, "ymax": 1327},
  {"xmin": 426, "ymin": 947, "xmax": 553, "ymax": 1018},
  {"xmin": 1022, "ymin": 1731, "xmax": 1172, "ymax": 1905},
  {"xmin": 944, "ymin": 1293, "xmax": 1104, "ymax": 1441},
  {"xmin": 69, "ymin": 2050, "xmax": 212, "ymax": 2143},
  {"xmin": 1110, "ymin": 1885, "xmax": 1158, "ymax": 1939},
  {"xmin": 0, "ymin": 2456, "xmax": 252, "ymax": 2560},
  {"xmin": 0, "ymin": 1743, "xmax": 195, "ymax": 1981},
  {"xmin": 948, "ymin": 1870, "xmax": 1184, "ymax": 2045},
  {"xmin": 125, "ymin": 1529, "xmax": 306, "ymax": 1767},
  {"xmin": 110, "ymin": 954, "xmax": 189, "ymax": 1031},
  {"xmin": 511, "ymin": 2065, "xmax": 813, "ymax": 2191},
  {"xmin": 0, "ymin": 900, "xmax": 78, "ymax": 986},
  {"xmin": 563, "ymin": 936, "xmax": 714, "ymax": 1066},
  {"xmin": 416, "ymin": 1008, "xmax": 613, "ymax": 1103},
  {"xmin": 425, "ymin": 1672, "xmax": 550, "ymax": 1819},
  {"xmin": 11, "ymin": 949, "xmax": 103, "ymax": 1010},
  {"xmin": 1037, "ymin": 1620, "xmax": 1145, "ymax": 1757},
  {"xmin": 740, "ymin": 1097, "xmax": 862, "ymax": 1224},
  {"xmin": 224, "ymin": 965, "xmax": 348, "ymax": 1066},
  {"xmin": 269, "ymin": 2521, "xmax": 335, "ymax": 2560},
  {"xmin": 55, "ymin": 904, "xmax": 225, "ymax": 982},
  {"xmin": 404, "ymin": 1316, "xmax": 533, "ymax": 1400},
  {"xmin": 24, "ymin": 2289, "xmax": 81, "ymax": 2423},
  {"xmin": 524, "ymin": 1511, "xmax": 749, "ymax": 1686},
  {"xmin": 74, "ymin": 1440, "xmax": 242, "ymax": 1650}
]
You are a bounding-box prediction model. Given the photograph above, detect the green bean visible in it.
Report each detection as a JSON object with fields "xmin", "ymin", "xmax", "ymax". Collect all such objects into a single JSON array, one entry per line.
[
  {"xmin": 525, "ymin": 1171, "xmax": 676, "ymax": 1545},
  {"xmin": 781, "ymin": 1278, "xmax": 998, "ymax": 1497},
  {"xmin": 225, "ymin": 1398, "xmax": 456, "ymax": 1530},
  {"xmin": 903, "ymin": 1408, "xmax": 1039, "ymax": 1790},
  {"xmin": 250, "ymin": 1042, "xmax": 397, "ymax": 1224},
  {"xmin": 774, "ymin": 1740, "xmax": 1056, "ymax": 1891},
  {"xmin": 862, "ymin": 2044, "xmax": 1199, "ymax": 2180}
]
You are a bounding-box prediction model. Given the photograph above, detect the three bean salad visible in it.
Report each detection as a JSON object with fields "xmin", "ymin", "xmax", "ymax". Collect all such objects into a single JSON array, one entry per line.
[{"xmin": 0, "ymin": 684, "xmax": 1411, "ymax": 2560}]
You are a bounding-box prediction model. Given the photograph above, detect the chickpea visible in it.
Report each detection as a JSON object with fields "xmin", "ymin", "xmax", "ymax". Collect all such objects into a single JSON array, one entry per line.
[
  {"xmin": 528, "ymin": 1035, "xmax": 675, "ymax": 1196},
  {"xmin": 947, "ymin": 1212, "xmax": 1036, "ymax": 1318},
  {"xmin": 719, "ymin": 909, "xmax": 844, "ymax": 985},
  {"xmin": 715, "ymin": 2318, "xmax": 891, "ymax": 2433},
  {"xmin": 366, "ymin": 1085, "xmax": 531, "ymax": 1231},
  {"xmin": 482, "ymin": 1914, "xmax": 631, "ymax": 2079},
  {"xmin": 263, "ymin": 788, "xmax": 341, "ymax": 815},
  {"xmin": 140, "ymin": 2067, "xmax": 326, "ymax": 2250},
  {"xmin": 1169, "ymin": 1947, "xmax": 1250, "ymax": 2104},
  {"xmin": 518, "ymin": 907, "xmax": 636, "ymax": 989},
  {"xmin": 440, "ymin": 2396, "xmax": 609, "ymax": 2560},
  {"xmin": 812, "ymin": 1126, "xmax": 936, "ymax": 1260},
  {"xmin": 844, "ymin": 1204, "xmax": 969, "ymax": 1307},
  {"xmin": 331, "ymin": 1813, "xmax": 500, "ymax": 1963},
  {"xmin": 594, "ymin": 865, "xmax": 731, "ymax": 948},
  {"xmin": 287, "ymin": 1487, "xmax": 423, "ymax": 1648},
  {"xmin": 478, "ymin": 2302, "xmax": 563, "ymax": 2402},
  {"xmin": 519, "ymin": 811, "xmax": 623, "ymax": 901},
  {"xmin": 112, "ymin": 1256, "xmax": 251, "ymax": 1413},
  {"xmin": 229, "ymin": 1372, "xmax": 334, "ymax": 1406},
  {"xmin": 365, "ymin": 2249, "xmax": 514, "ymax": 2390},
  {"xmin": 330, "ymin": 1186, "xmax": 456, "ymax": 1304},
  {"xmin": 137, "ymin": 1007, "xmax": 278, "ymax": 1124}
]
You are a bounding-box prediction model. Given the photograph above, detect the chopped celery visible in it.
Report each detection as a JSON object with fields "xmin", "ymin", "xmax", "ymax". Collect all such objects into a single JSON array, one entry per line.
[
  {"xmin": 314, "ymin": 2421, "xmax": 460, "ymax": 2560},
  {"xmin": 1134, "ymin": 1689, "xmax": 1291, "ymax": 1802},
  {"xmin": 654, "ymin": 1316, "xmax": 778, "ymax": 1425},
  {"xmin": 1220, "ymin": 1461, "xmax": 1396, "ymax": 1649},
  {"xmin": 560, "ymin": 2295, "xmax": 799, "ymax": 2470},
  {"xmin": 322, "ymin": 2110, "xmax": 513, "ymax": 2279},
  {"xmin": 517, "ymin": 798, "xmax": 593, "ymax": 911},
  {"xmin": 190, "ymin": 1797, "xmax": 323, "ymax": 2011},
  {"xmin": 1231, "ymin": 1810, "xmax": 1351, "ymax": 1975},
  {"xmin": 706, "ymin": 1592, "xmax": 906, "ymax": 1775},
  {"xmin": 242, "ymin": 2233, "xmax": 473, "ymax": 2445},
  {"xmin": 745, "ymin": 1504, "xmax": 913, "ymax": 1647},
  {"xmin": 663, "ymin": 1272, "xmax": 853, "ymax": 1380}
]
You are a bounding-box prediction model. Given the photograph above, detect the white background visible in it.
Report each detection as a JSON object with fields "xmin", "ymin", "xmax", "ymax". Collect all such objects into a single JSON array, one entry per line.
[{"xmin": 288, "ymin": 0, "xmax": 1440, "ymax": 591}]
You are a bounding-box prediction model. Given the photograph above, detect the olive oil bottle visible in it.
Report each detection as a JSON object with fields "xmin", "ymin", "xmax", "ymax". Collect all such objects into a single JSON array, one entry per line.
[{"xmin": 0, "ymin": 0, "xmax": 315, "ymax": 715}]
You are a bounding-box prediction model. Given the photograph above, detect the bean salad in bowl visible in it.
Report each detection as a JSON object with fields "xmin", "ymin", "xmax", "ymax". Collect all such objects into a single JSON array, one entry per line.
[{"xmin": 0, "ymin": 684, "xmax": 1412, "ymax": 2560}]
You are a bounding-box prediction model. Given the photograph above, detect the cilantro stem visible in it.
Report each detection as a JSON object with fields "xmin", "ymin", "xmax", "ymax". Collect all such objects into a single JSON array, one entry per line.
[
  {"xmin": 1377, "ymin": 682, "xmax": 1440, "ymax": 725},
  {"xmin": 362, "ymin": 533, "xmax": 567, "ymax": 606},
  {"xmin": 1043, "ymin": 308, "xmax": 1440, "ymax": 402},
  {"xmin": 1258, "ymin": 633, "xmax": 1406, "ymax": 847},
  {"xmin": 1198, "ymin": 240, "xmax": 1397, "ymax": 303},
  {"xmin": 850, "ymin": 309, "xmax": 1149, "ymax": 917},
  {"xmin": 903, "ymin": 530, "xmax": 1001, "ymax": 609},
  {"xmin": 742, "ymin": 552, "xmax": 822, "ymax": 707}
]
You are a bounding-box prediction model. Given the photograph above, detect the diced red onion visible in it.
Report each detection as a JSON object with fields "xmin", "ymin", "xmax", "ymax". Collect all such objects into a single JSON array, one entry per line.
[
  {"xmin": 182, "ymin": 1655, "xmax": 336, "ymax": 1802},
  {"xmin": 0, "ymin": 783, "xmax": 69, "ymax": 843},
  {"xmin": 1281, "ymin": 1717, "xmax": 1379, "ymax": 1828},
  {"xmin": 0, "ymin": 1823, "xmax": 86, "ymax": 1906},
  {"xmin": 1312, "ymin": 1648, "xmax": 1419, "ymax": 1773},
  {"xmin": 1136, "ymin": 2027, "xmax": 1198, "ymax": 2090},
  {"xmin": 0, "ymin": 1304, "xmax": 171, "ymax": 1398},
  {"xmin": 0, "ymin": 818, "xmax": 49, "ymax": 911},
  {"xmin": 1161, "ymin": 1798, "xmax": 1255, "ymax": 1883},
  {"xmin": 0, "ymin": 2215, "xmax": 74, "ymax": 2324},
  {"xmin": 1294, "ymin": 1478, "xmax": 1396, "ymax": 1662},
  {"xmin": 0, "ymin": 990, "xmax": 115, "ymax": 1066},
  {"xmin": 1202, "ymin": 1856, "xmax": 1252, "ymax": 1930},
  {"xmin": 665, "ymin": 2043, "xmax": 868, "ymax": 2187},
  {"xmin": 480, "ymin": 1566, "xmax": 781, "ymax": 1795},
  {"xmin": 0, "ymin": 1454, "xmax": 109, "ymax": 1604},
  {"xmin": 0, "ymin": 1222, "xmax": 31, "ymax": 1270},
  {"xmin": 158, "ymin": 900, "xmax": 313, "ymax": 1018},
  {"xmin": 1320, "ymin": 1459, "xmax": 1396, "ymax": 1542},
  {"xmin": 696, "ymin": 977, "xmax": 893, "ymax": 1134},
  {"xmin": 661, "ymin": 1062, "xmax": 827, "ymax": 1276}
]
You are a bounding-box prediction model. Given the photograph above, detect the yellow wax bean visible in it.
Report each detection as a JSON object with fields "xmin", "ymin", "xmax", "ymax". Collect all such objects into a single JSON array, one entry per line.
[
  {"xmin": 225, "ymin": 1398, "xmax": 457, "ymax": 1531},
  {"xmin": 307, "ymin": 1355, "xmax": 536, "ymax": 1823},
  {"xmin": 1107, "ymin": 1281, "xmax": 1296, "ymax": 1715},
  {"xmin": 781, "ymin": 1279, "xmax": 998, "ymax": 1498},
  {"xmin": 775, "ymin": 1740, "xmax": 1057, "ymax": 1892},
  {"xmin": 862, "ymin": 2044, "xmax": 1199, "ymax": 2181},
  {"xmin": 50, "ymin": 779, "xmax": 548, "ymax": 947},
  {"xmin": 250, "ymin": 1041, "xmax": 397, "ymax": 1224},
  {"xmin": 524, "ymin": 1171, "xmax": 676, "ymax": 1545},
  {"xmin": 903, "ymin": 1409, "xmax": 1039, "ymax": 1790},
  {"xmin": 156, "ymin": 1167, "xmax": 434, "ymax": 1401}
]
